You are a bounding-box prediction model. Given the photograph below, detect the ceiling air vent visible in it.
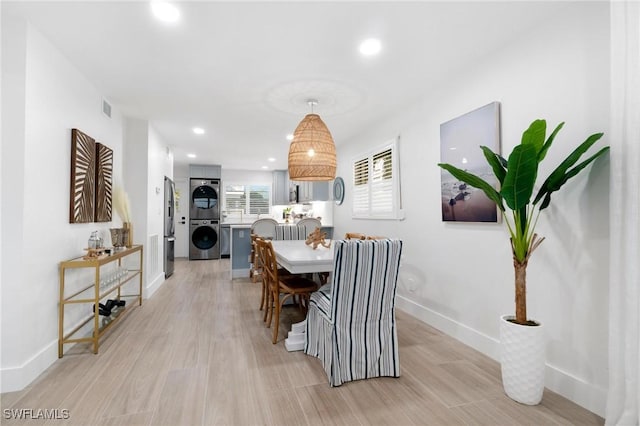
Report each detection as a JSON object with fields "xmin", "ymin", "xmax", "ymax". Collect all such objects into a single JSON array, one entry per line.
[{"xmin": 102, "ymin": 99, "xmax": 112, "ymax": 118}]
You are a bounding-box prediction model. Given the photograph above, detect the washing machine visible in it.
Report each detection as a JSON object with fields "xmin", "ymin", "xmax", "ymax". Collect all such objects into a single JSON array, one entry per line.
[
  {"xmin": 189, "ymin": 220, "xmax": 220, "ymax": 260},
  {"xmin": 190, "ymin": 179, "xmax": 220, "ymax": 220}
]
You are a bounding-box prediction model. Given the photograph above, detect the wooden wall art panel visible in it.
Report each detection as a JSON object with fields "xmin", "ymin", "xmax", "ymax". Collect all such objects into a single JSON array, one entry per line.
[
  {"xmin": 70, "ymin": 129, "xmax": 96, "ymax": 223},
  {"xmin": 95, "ymin": 142, "xmax": 113, "ymax": 222}
]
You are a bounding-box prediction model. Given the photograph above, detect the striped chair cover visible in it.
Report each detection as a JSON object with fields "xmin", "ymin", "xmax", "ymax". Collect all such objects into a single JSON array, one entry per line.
[
  {"xmin": 274, "ymin": 224, "xmax": 308, "ymax": 240},
  {"xmin": 304, "ymin": 239, "xmax": 403, "ymax": 386}
]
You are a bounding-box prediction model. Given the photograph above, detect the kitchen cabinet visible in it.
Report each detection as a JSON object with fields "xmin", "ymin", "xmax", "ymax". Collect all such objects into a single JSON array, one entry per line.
[
  {"xmin": 220, "ymin": 224, "xmax": 230, "ymax": 257},
  {"xmin": 231, "ymin": 225, "xmax": 252, "ymax": 278},
  {"xmin": 190, "ymin": 164, "xmax": 221, "ymax": 179},
  {"xmin": 273, "ymin": 170, "xmax": 330, "ymax": 204},
  {"xmin": 293, "ymin": 180, "xmax": 329, "ymax": 202},
  {"xmin": 58, "ymin": 245, "xmax": 143, "ymax": 357},
  {"xmin": 272, "ymin": 170, "xmax": 290, "ymax": 205}
]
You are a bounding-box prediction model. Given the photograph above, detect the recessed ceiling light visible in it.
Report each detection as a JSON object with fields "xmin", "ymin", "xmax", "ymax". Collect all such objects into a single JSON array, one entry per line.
[
  {"xmin": 286, "ymin": 134, "xmax": 294, "ymax": 141},
  {"xmin": 187, "ymin": 153, "xmax": 196, "ymax": 158},
  {"xmin": 268, "ymin": 157, "xmax": 276, "ymax": 162},
  {"xmin": 151, "ymin": 2, "xmax": 180, "ymax": 23},
  {"xmin": 261, "ymin": 166, "xmax": 269, "ymax": 170},
  {"xmin": 359, "ymin": 38, "xmax": 382, "ymax": 56},
  {"xmin": 192, "ymin": 127, "xmax": 205, "ymax": 135}
]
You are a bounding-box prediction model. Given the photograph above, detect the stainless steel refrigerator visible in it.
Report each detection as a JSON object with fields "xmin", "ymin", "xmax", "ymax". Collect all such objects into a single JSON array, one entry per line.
[{"xmin": 164, "ymin": 176, "xmax": 176, "ymax": 278}]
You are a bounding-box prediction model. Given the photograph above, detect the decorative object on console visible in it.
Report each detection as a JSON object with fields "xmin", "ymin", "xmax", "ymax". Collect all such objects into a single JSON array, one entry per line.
[
  {"xmin": 70, "ymin": 129, "xmax": 96, "ymax": 223},
  {"xmin": 305, "ymin": 227, "xmax": 330, "ymax": 249},
  {"xmin": 95, "ymin": 142, "xmax": 113, "ymax": 222},
  {"xmin": 110, "ymin": 227, "xmax": 127, "ymax": 249},
  {"xmin": 438, "ymin": 119, "xmax": 609, "ymax": 405},
  {"xmin": 113, "ymin": 186, "xmax": 133, "ymax": 247},
  {"xmin": 288, "ymin": 100, "xmax": 337, "ymax": 181},
  {"xmin": 439, "ymin": 102, "xmax": 501, "ymax": 223}
]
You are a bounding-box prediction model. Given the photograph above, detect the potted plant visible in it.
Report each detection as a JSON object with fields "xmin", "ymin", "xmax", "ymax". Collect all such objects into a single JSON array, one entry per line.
[{"xmin": 438, "ymin": 119, "xmax": 609, "ymax": 405}]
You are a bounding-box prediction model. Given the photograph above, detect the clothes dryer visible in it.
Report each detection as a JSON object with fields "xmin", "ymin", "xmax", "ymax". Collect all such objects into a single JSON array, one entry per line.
[
  {"xmin": 189, "ymin": 219, "xmax": 220, "ymax": 260},
  {"xmin": 190, "ymin": 179, "xmax": 220, "ymax": 220}
]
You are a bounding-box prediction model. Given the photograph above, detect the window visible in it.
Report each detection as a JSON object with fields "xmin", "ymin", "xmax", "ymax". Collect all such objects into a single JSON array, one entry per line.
[
  {"xmin": 352, "ymin": 138, "xmax": 403, "ymax": 219},
  {"xmin": 225, "ymin": 184, "xmax": 271, "ymax": 215}
]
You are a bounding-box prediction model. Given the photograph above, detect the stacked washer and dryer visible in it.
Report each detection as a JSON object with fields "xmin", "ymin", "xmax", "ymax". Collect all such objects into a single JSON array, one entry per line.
[{"xmin": 189, "ymin": 179, "xmax": 221, "ymax": 260}]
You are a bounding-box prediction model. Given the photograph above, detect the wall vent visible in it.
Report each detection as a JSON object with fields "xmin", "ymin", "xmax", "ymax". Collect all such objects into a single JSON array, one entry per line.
[{"xmin": 102, "ymin": 99, "xmax": 112, "ymax": 118}]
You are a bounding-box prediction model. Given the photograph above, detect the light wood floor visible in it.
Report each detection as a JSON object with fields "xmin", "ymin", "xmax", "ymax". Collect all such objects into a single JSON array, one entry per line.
[{"xmin": 1, "ymin": 258, "xmax": 603, "ymax": 425}]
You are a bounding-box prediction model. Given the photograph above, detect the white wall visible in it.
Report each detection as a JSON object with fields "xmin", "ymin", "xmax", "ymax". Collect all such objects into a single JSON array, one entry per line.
[
  {"xmin": 122, "ymin": 119, "xmax": 173, "ymax": 298},
  {"xmin": 147, "ymin": 125, "xmax": 173, "ymax": 290},
  {"xmin": 173, "ymin": 177, "xmax": 189, "ymax": 257},
  {"xmin": 1, "ymin": 19, "xmax": 125, "ymax": 392},
  {"xmin": 333, "ymin": 3, "xmax": 610, "ymax": 416}
]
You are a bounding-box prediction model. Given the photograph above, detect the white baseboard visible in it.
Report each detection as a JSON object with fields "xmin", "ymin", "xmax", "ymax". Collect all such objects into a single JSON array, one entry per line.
[
  {"xmin": 396, "ymin": 295, "xmax": 607, "ymax": 418},
  {"xmin": 144, "ymin": 272, "xmax": 165, "ymax": 299},
  {"xmin": 1, "ymin": 339, "xmax": 58, "ymax": 393}
]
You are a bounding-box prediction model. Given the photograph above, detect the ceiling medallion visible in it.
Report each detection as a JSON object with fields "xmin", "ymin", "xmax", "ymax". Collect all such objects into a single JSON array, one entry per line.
[{"xmin": 265, "ymin": 79, "xmax": 362, "ymax": 117}]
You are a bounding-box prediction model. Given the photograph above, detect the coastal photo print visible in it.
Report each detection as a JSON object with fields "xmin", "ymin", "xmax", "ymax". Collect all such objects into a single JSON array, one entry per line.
[{"xmin": 440, "ymin": 102, "xmax": 501, "ymax": 222}]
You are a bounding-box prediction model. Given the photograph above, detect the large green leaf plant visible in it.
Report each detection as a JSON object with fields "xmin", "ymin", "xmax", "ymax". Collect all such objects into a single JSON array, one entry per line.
[{"xmin": 438, "ymin": 120, "xmax": 609, "ymax": 325}]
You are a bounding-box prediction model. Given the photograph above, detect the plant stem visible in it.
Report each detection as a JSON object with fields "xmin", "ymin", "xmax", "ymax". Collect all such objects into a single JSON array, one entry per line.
[{"xmin": 514, "ymin": 259, "xmax": 528, "ymax": 324}]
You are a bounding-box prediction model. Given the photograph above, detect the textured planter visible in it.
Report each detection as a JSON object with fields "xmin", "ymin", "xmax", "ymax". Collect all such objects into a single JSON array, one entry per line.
[{"xmin": 499, "ymin": 315, "xmax": 545, "ymax": 405}]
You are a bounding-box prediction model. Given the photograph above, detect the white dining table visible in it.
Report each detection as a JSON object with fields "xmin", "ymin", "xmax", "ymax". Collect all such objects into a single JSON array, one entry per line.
[
  {"xmin": 270, "ymin": 239, "xmax": 334, "ymax": 352},
  {"xmin": 270, "ymin": 240, "xmax": 334, "ymax": 274}
]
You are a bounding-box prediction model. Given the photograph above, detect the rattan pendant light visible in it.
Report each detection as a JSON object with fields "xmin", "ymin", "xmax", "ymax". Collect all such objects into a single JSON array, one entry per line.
[{"xmin": 288, "ymin": 100, "xmax": 337, "ymax": 181}]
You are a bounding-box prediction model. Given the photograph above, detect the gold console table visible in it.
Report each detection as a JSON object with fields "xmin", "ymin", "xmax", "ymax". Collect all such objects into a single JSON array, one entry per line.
[{"xmin": 58, "ymin": 245, "xmax": 143, "ymax": 357}]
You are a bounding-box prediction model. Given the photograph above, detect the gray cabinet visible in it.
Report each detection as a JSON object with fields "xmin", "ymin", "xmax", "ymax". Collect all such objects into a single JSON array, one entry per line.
[
  {"xmin": 220, "ymin": 224, "xmax": 230, "ymax": 257},
  {"xmin": 273, "ymin": 170, "xmax": 330, "ymax": 204},
  {"xmin": 272, "ymin": 170, "xmax": 289, "ymax": 205},
  {"xmin": 294, "ymin": 180, "xmax": 329, "ymax": 202},
  {"xmin": 190, "ymin": 164, "xmax": 221, "ymax": 179}
]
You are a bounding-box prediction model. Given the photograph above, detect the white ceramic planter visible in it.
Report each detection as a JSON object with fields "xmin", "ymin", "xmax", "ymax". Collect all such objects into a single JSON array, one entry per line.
[{"xmin": 499, "ymin": 315, "xmax": 545, "ymax": 405}]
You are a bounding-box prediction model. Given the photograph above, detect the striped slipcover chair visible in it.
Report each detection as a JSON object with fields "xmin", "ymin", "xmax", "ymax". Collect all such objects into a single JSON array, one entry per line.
[
  {"xmin": 304, "ymin": 238, "xmax": 403, "ymax": 386},
  {"xmin": 274, "ymin": 224, "xmax": 307, "ymax": 240}
]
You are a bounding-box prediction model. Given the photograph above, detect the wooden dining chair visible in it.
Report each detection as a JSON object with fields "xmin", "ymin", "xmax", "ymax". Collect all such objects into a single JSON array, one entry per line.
[
  {"xmin": 250, "ymin": 218, "xmax": 278, "ymax": 281},
  {"xmin": 249, "ymin": 233, "xmax": 261, "ymax": 283},
  {"xmin": 254, "ymin": 236, "xmax": 292, "ymax": 319},
  {"xmin": 344, "ymin": 232, "xmax": 366, "ymax": 240},
  {"xmin": 258, "ymin": 238, "xmax": 319, "ymax": 344},
  {"xmin": 304, "ymin": 238, "xmax": 403, "ymax": 386},
  {"xmin": 253, "ymin": 235, "xmax": 269, "ymax": 315}
]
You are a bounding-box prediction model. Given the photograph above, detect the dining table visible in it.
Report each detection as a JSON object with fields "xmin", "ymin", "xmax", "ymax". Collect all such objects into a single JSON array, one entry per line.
[
  {"xmin": 270, "ymin": 239, "xmax": 334, "ymax": 351},
  {"xmin": 270, "ymin": 239, "xmax": 334, "ymax": 274}
]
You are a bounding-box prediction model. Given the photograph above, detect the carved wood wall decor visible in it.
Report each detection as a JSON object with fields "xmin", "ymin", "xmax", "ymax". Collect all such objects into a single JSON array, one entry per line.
[
  {"xmin": 70, "ymin": 129, "xmax": 96, "ymax": 223},
  {"xmin": 95, "ymin": 142, "xmax": 113, "ymax": 222}
]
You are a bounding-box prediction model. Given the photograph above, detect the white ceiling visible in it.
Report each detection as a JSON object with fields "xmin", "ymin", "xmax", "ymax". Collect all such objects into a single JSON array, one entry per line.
[{"xmin": 5, "ymin": 1, "xmax": 571, "ymax": 171}]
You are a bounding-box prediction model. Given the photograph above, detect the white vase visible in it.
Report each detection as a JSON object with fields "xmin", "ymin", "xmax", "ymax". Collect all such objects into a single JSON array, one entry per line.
[{"xmin": 499, "ymin": 315, "xmax": 545, "ymax": 405}]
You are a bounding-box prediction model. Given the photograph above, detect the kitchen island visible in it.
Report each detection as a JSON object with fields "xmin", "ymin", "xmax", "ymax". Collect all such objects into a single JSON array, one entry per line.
[
  {"xmin": 228, "ymin": 222, "xmax": 333, "ymax": 279},
  {"xmin": 229, "ymin": 224, "xmax": 252, "ymax": 279}
]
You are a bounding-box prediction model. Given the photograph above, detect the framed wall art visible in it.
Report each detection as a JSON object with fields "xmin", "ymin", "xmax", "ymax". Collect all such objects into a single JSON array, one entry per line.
[
  {"xmin": 69, "ymin": 129, "xmax": 96, "ymax": 223},
  {"xmin": 95, "ymin": 142, "xmax": 113, "ymax": 222},
  {"xmin": 440, "ymin": 101, "xmax": 501, "ymax": 223}
]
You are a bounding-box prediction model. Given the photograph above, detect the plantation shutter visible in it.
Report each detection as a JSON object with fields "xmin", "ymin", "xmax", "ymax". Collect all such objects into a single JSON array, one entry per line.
[
  {"xmin": 225, "ymin": 184, "xmax": 271, "ymax": 215},
  {"xmin": 248, "ymin": 185, "xmax": 270, "ymax": 214},
  {"xmin": 371, "ymin": 148, "xmax": 393, "ymax": 215},
  {"xmin": 351, "ymin": 138, "xmax": 403, "ymax": 220},
  {"xmin": 353, "ymin": 158, "xmax": 369, "ymax": 216},
  {"xmin": 225, "ymin": 185, "xmax": 246, "ymax": 212}
]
